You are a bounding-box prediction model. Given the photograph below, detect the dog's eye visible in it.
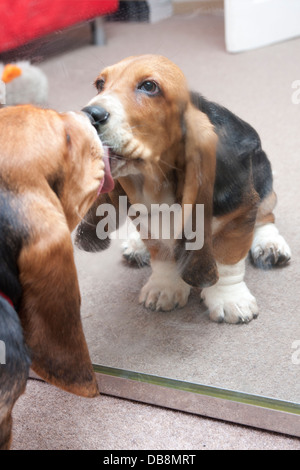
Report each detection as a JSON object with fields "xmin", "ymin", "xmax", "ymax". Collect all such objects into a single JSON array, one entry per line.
[
  {"xmin": 95, "ymin": 78, "xmax": 105, "ymax": 93},
  {"xmin": 138, "ymin": 80, "xmax": 160, "ymax": 96}
]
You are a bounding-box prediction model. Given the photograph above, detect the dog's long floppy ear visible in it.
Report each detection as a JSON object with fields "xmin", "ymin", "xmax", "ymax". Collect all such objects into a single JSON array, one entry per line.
[
  {"xmin": 75, "ymin": 182, "xmax": 128, "ymax": 252},
  {"xmin": 75, "ymin": 192, "xmax": 112, "ymax": 252},
  {"xmin": 18, "ymin": 206, "xmax": 99, "ymax": 398},
  {"xmin": 174, "ymin": 102, "xmax": 219, "ymax": 288}
]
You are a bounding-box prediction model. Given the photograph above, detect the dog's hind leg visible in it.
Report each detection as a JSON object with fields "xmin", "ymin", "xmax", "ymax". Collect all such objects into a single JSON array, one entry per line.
[{"xmin": 250, "ymin": 191, "xmax": 291, "ymax": 269}]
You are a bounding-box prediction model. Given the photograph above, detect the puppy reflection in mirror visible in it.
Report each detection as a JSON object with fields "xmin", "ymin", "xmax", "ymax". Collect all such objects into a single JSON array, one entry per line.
[{"xmin": 76, "ymin": 54, "xmax": 291, "ymax": 324}]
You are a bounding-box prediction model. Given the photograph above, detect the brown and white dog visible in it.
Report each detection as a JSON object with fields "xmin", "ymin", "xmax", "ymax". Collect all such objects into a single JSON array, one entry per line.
[
  {"xmin": 76, "ymin": 54, "xmax": 291, "ymax": 324},
  {"xmin": 0, "ymin": 104, "xmax": 111, "ymax": 450}
]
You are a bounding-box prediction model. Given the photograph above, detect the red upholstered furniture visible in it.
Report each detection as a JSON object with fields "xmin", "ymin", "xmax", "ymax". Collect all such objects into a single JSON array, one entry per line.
[{"xmin": 0, "ymin": 0, "xmax": 118, "ymax": 53}]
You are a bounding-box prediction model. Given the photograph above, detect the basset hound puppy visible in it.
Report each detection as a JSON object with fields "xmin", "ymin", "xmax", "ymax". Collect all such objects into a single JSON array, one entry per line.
[
  {"xmin": 76, "ymin": 54, "xmax": 291, "ymax": 324},
  {"xmin": 0, "ymin": 104, "xmax": 109, "ymax": 450}
]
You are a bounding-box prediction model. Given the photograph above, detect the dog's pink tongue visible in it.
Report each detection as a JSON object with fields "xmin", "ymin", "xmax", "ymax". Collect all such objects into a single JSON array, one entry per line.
[{"xmin": 98, "ymin": 146, "xmax": 115, "ymax": 195}]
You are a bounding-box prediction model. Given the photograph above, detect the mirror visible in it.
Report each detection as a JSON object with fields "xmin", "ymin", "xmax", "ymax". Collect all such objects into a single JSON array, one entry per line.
[{"xmin": 2, "ymin": 2, "xmax": 299, "ymax": 436}]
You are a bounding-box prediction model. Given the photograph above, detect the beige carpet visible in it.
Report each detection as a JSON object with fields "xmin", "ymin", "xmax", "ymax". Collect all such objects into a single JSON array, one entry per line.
[
  {"xmin": 11, "ymin": 379, "xmax": 300, "ymax": 450},
  {"xmin": 4, "ymin": 12, "xmax": 300, "ymax": 449}
]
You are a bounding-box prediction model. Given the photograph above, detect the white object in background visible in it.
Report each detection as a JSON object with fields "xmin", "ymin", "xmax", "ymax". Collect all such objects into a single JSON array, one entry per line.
[
  {"xmin": 147, "ymin": 0, "xmax": 173, "ymax": 23},
  {"xmin": 225, "ymin": 0, "xmax": 300, "ymax": 53},
  {"xmin": 0, "ymin": 61, "xmax": 48, "ymax": 106}
]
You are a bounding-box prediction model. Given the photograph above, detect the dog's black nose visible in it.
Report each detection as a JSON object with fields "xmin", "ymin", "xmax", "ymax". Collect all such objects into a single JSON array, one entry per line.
[{"xmin": 81, "ymin": 105, "xmax": 110, "ymax": 127}]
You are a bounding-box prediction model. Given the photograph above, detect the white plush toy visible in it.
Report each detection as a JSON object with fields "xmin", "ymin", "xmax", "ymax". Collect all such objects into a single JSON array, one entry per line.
[{"xmin": 0, "ymin": 61, "xmax": 48, "ymax": 106}]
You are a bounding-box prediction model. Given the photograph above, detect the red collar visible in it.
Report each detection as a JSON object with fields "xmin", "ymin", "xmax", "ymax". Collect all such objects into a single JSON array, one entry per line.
[{"xmin": 0, "ymin": 291, "xmax": 14, "ymax": 308}]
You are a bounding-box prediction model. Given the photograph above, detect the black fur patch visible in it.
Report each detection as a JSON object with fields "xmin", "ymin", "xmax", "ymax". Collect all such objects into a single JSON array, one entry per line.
[
  {"xmin": 0, "ymin": 187, "xmax": 31, "ymax": 449},
  {"xmin": 0, "ymin": 296, "xmax": 31, "ymax": 449},
  {"xmin": 0, "ymin": 188, "xmax": 29, "ymax": 308},
  {"xmin": 0, "ymin": 297, "xmax": 31, "ymax": 384},
  {"xmin": 190, "ymin": 92, "xmax": 273, "ymax": 216}
]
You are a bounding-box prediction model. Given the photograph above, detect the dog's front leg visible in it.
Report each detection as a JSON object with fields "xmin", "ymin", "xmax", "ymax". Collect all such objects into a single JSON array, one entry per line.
[
  {"xmin": 139, "ymin": 239, "xmax": 191, "ymax": 311},
  {"xmin": 201, "ymin": 259, "xmax": 258, "ymax": 323}
]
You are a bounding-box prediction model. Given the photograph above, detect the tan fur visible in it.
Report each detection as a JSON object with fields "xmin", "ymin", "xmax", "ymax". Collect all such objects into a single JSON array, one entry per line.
[
  {"xmin": 212, "ymin": 190, "xmax": 276, "ymax": 265},
  {"xmin": 178, "ymin": 102, "xmax": 218, "ymax": 286},
  {"xmin": 213, "ymin": 192, "xmax": 260, "ymax": 265},
  {"xmin": 255, "ymin": 190, "xmax": 276, "ymax": 226}
]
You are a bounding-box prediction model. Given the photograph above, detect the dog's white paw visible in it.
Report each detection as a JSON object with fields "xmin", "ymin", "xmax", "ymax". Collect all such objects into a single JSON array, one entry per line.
[
  {"xmin": 139, "ymin": 265, "xmax": 191, "ymax": 311},
  {"xmin": 122, "ymin": 231, "xmax": 150, "ymax": 267},
  {"xmin": 201, "ymin": 281, "xmax": 258, "ymax": 324},
  {"xmin": 251, "ymin": 223, "xmax": 291, "ymax": 269}
]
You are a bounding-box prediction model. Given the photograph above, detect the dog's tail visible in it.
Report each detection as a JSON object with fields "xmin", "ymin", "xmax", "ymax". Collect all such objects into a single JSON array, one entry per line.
[{"xmin": 0, "ymin": 296, "xmax": 31, "ymax": 450}]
